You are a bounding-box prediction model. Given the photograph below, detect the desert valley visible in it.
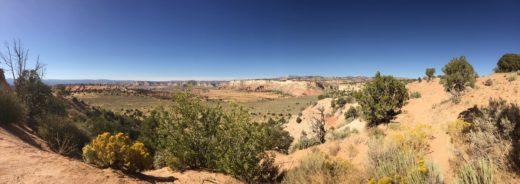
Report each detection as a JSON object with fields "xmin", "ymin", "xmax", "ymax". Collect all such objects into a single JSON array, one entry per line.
[
  {"xmin": 1, "ymin": 0, "xmax": 520, "ymax": 183},
  {"xmin": 2, "ymin": 53, "xmax": 520, "ymax": 183}
]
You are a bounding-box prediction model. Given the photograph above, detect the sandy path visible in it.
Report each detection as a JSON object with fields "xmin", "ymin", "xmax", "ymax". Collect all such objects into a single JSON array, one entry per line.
[
  {"xmin": 395, "ymin": 73, "xmax": 520, "ymax": 182},
  {"xmin": 395, "ymin": 78, "xmax": 454, "ymax": 181}
]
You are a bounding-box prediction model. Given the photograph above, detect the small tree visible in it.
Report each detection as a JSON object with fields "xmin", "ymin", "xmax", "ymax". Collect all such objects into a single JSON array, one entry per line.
[
  {"xmin": 495, "ymin": 53, "xmax": 520, "ymax": 73},
  {"xmin": 15, "ymin": 70, "xmax": 53, "ymax": 125},
  {"xmin": 425, "ymin": 68, "xmax": 436, "ymax": 81},
  {"xmin": 154, "ymin": 93, "xmax": 282, "ymax": 182},
  {"xmin": 312, "ymin": 106, "xmax": 327, "ymax": 144},
  {"xmin": 440, "ymin": 56, "xmax": 478, "ymax": 96},
  {"xmin": 355, "ymin": 72, "xmax": 409, "ymax": 126}
]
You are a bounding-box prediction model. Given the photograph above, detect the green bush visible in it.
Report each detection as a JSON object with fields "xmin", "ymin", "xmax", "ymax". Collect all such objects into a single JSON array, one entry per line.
[
  {"xmin": 355, "ymin": 72, "xmax": 409, "ymax": 126},
  {"xmin": 0, "ymin": 90, "xmax": 25, "ymax": 124},
  {"xmin": 261, "ymin": 118, "xmax": 294, "ymax": 154},
  {"xmin": 317, "ymin": 94, "xmax": 327, "ymax": 100},
  {"xmin": 82, "ymin": 132, "xmax": 153, "ymax": 173},
  {"xmin": 426, "ymin": 68, "xmax": 436, "ymax": 81},
  {"xmin": 83, "ymin": 107, "xmax": 140, "ymax": 139},
  {"xmin": 453, "ymin": 159, "xmax": 493, "ymax": 184},
  {"xmin": 296, "ymin": 116, "xmax": 302, "ymax": 123},
  {"xmin": 37, "ymin": 115, "xmax": 89, "ymax": 157},
  {"xmin": 331, "ymin": 96, "xmax": 352, "ymax": 109},
  {"xmin": 290, "ymin": 136, "xmax": 321, "ymax": 153},
  {"xmin": 440, "ymin": 56, "xmax": 478, "ymax": 96},
  {"xmin": 282, "ymin": 151, "xmax": 364, "ymax": 184},
  {"xmin": 153, "ymin": 93, "xmax": 283, "ymax": 182},
  {"xmin": 138, "ymin": 110, "xmax": 160, "ymax": 153},
  {"xmin": 495, "ymin": 53, "xmax": 520, "ymax": 73},
  {"xmin": 410, "ymin": 91, "xmax": 422, "ymax": 99},
  {"xmin": 344, "ymin": 106, "xmax": 358, "ymax": 120}
]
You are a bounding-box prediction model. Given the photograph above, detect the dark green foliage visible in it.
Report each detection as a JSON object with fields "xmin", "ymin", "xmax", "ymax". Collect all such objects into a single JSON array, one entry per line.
[
  {"xmin": 344, "ymin": 106, "xmax": 359, "ymax": 120},
  {"xmin": 495, "ymin": 53, "xmax": 520, "ymax": 73},
  {"xmin": 426, "ymin": 68, "xmax": 436, "ymax": 81},
  {"xmin": 355, "ymin": 72, "xmax": 409, "ymax": 126},
  {"xmin": 138, "ymin": 110, "xmax": 161, "ymax": 153},
  {"xmin": 37, "ymin": 115, "xmax": 89, "ymax": 157},
  {"xmin": 0, "ymin": 90, "xmax": 25, "ymax": 124},
  {"xmin": 440, "ymin": 56, "xmax": 478, "ymax": 96},
  {"xmin": 261, "ymin": 118, "xmax": 294, "ymax": 154},
  {"xmin": 331, "ymin": 96, "xmax": 352, "ymax": 109},
  {"xmin": 83, "ymin": 107, "xmax": 140, "ymax": 139},
  {"xmin": 153, "ymin": 93, "xmax": 284, "ymax": 182},
  {"xmin": 15, "ymin": 70, "xmax": 53, "ymax": 125},
  {"xmin": 317, "ymin": 94, "xmax": 327, "ymax": 100},
  {"xmin": 296, "ymin": 116, "xmax": 302, "ymax": 123}
]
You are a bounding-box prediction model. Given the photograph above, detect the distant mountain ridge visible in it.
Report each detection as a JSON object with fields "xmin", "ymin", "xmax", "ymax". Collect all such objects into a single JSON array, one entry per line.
[{"xmin": 6, "ymin": 75, "xmax": 374, "ymax": 86}]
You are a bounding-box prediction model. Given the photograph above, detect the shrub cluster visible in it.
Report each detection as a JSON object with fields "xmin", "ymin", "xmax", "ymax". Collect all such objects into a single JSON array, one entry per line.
[
  {"xmin": 326, "ymin": 127, "xmax": 358, "ymax": 141},
  {"xmin": 495, "ymin": 53, "xmax": 520, "ymax": 73},
  {"xmin": 344, "ymin": 106, "xmax": 359, "ymax": 121},
  {"xmin": 37, "ymin": 115, "xmax": 89, "ymax": 157},
  {"xmin": 451, "ymin": 99, "xmax": 520, "ymax": 182},
  {"xmin": 83, "ymin": 106, "xmax": 141, "ymax": 139},
  {"xmin": 0, "ymin": 90, "xmax": 25, "ymax": 124},
  {"xmin": 290, "ymin": 135, "xmax": 321, "ymax": 153},
  {"xmin": 367, "ymin": 138, "xmax": 443, "ymax": 184},
  {"xmin": 282, "ymin": 151, "xmax": 364, "ymax": 184},
  {"xmin": 355, "ymin": 72, "xmax": 409, "ymax": 126},
  {"xmin": 82, "ymin": 132, "xmax": 153, "ymax": 173},
  {"xmin": 14, "ymin": 70, "xmax": 55, "ymax": 125},
  {"xmin": 147, "ymin": 93, "xmax": 289, "ymax": 182},
  {"xmin": 410, "ymin": 91, "xmax": 422, "ymax": 99},
  {"xmin": 330, "ymin": 96, "xmax": 353, "ymax": 109}
]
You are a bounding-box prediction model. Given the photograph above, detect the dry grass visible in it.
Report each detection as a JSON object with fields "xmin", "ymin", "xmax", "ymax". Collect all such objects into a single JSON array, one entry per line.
[{"xmin": 198, "ymin": 89, "xmax": 283, "ymax": 102}]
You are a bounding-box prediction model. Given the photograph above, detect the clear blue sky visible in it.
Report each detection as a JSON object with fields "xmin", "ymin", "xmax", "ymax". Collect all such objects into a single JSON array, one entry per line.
[{"xmin": 1, "ymin": 0, "xmax": 519, "ymax": 80}]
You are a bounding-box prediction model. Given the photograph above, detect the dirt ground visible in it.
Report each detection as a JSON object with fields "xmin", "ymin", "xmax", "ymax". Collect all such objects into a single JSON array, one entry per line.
[{"xmin": 0, "ymin": 124, "xmax": 241, "ymax": 184}]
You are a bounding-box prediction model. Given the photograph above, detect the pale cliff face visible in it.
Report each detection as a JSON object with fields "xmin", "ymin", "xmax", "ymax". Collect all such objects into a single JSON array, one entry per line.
[{"xmin": 228, "ymin": 79, "xmax": 321, "ymax": 96}]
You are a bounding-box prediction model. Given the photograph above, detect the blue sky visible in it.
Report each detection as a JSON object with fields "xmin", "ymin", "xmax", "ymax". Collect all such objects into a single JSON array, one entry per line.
[{"xmin": 0, "ymin": 0, "xmax": 519, "ymax": 80}]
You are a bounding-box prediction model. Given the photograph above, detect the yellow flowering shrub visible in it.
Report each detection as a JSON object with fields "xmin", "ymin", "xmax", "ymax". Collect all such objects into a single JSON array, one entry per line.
[
  {"xmin": 447, "ymin": 119, "xmax": 471, "ymax": 141},
  {"xmin": 388, "ymin": 124, "xmax": 432, "ymax": 153},
  {"xmin": 83, "ymin": 132, "xmax": 152, "ymax": 173}
]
